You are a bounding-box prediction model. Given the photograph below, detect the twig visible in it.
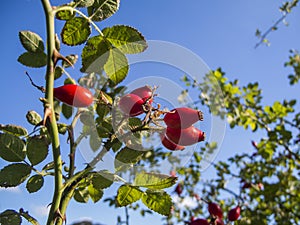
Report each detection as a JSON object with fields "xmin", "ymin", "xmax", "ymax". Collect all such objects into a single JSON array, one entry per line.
[{"xmin": 255, "ymin": 13, "xmax": 287, "ymax": 48}]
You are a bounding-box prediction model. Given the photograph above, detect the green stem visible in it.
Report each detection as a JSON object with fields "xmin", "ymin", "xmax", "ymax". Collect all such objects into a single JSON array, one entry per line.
[
  {"xmin": 68, "ymin": 109, "xmax": 85, "ymax": 178},
  {"xmin": 41, "ymin": 1, "xmax": 63, "ymax": 225}
]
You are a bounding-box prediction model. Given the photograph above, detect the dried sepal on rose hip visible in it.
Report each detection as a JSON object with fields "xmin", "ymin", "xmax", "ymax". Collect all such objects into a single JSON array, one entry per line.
[
  {"xmin": 165, "ymin": 126, "xmax": 205, "ymax": 146},
  {"xmin": 54, "ymin": 84, "xmax": 93, "ymax": 107},
  {"xmin": 163, "ymin": 107, "xmax": 203, "ymax": 129}
]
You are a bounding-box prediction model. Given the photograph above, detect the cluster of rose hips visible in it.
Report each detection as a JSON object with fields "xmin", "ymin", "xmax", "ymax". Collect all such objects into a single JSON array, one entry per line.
[
  {"xmin": 47, "ymin": 83, "xmax": 205, "ymax": 150},
  {"xmin": 117, "ymin": 85, "xmax": 205, "ymax": 150},
  {"xmin": 190, "ymin": 202, "xmax": 241, "ymax": 225}
]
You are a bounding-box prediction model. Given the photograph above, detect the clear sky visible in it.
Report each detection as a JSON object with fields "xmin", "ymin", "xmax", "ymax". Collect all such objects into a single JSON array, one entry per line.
[{"xmin": 0, "ymin": 1, "xmax": 300, "ymax": 225}]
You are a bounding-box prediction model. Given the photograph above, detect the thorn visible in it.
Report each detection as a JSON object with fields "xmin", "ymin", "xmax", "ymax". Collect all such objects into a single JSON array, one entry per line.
[
  {"xmin": 53, "ymin": 209, "xmax": 66, "ymax": 224},
  {"xmin": 53, "ymin": 49, "xmax": 74, "ymax": 68},
  {"xmin": 43, "ymin": 107, "xmax": 53, "ymax": 126}
]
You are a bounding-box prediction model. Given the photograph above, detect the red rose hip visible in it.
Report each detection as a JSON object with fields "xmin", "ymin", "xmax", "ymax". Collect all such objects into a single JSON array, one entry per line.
[
  {"xmin": 164, "ymin": 107, "xmax": 203, "ymax": 129},
  {"xmin": 161, "ymin": 134, "xmax": 185, "ymax": 151},
  {"xmin": 130, "ymin": 85, "xmax": 152, "ymax": 102},
  {"xmin": 189, "ymin": 218, "xmax": 209, "ymax": 225},
  {"xmin": 215, "ymin": 218, "xmax": 224, "ymax": 225},
  {"xmin": 174, "ymin": 183, "xmax": 183, "ymax": 196},
  {"xmin": 118, "ymin": 93, "xmax": 144, "ymax": 117},
  {"xmin": 208, "ymin": 202, "xmax": 223, "ymax": 219},
  {"xmin": 54, "ymin": 84, "xmax": 93, "ymax": 107},
  {"xmin": 166, "ymin": 126, "xmax": 205, "ymax": 146},
  {"xmin": 228, "ymin": 205, "xmax": 241, "ymax": 221}
]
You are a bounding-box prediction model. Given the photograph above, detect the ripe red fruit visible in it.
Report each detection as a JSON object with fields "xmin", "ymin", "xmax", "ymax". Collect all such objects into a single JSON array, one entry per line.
[
  {"xmin": 208, "ymin": 202, "xmax": 223, "ymax": 219},
  {"xmin": 53, "ymin": 84, "xmax": 93, "ymax": 107},
  {"xmin": 228, "ymin": 206, "xmax": 241, "ymax": 221},
  {"xmin": 189, "ymin": 218, "xmax": 209, "ymax": 225},
  {"xmin": 174, "ymin": 183, "xmax": 183, "ymax": 196},
  {"xmin": 161, "ymin": 134, "xmax": 185, "ymax": 151},
  {"xmin": 164, "ymin": 107, "xmax": 203, "ymax": 129},
  {"xmin": 241, "ymin": 182, "xmax": 252, "ymax": 189},
  {"xmin": 130, "ymin": 85, "xmax": 152, "ymax": 102},
  {"xmin": 215, "ymin": 218, "xmax": 224, "ymax": 225},
  {"xmin": 166, "ymin": 126, "xmax": 205, "ymax": 146},
  {"xmin": 118, "ymin": 94, "xmax": 144, "ymax": 117}
]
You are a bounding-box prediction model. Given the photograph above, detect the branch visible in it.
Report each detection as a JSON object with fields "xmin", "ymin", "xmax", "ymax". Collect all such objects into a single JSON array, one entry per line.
[
  {"xmin": 254, "ymin": 13, "xmax": 287, "ymax": 48},
  {"xmin": 41, "ymin": 1, "xmax": 64, "ymax": 225}
]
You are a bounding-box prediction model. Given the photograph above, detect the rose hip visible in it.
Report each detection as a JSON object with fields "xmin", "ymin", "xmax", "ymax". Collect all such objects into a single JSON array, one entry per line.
[
  {"xmin": 228, "ymin": 205, "xmax": 241, "ymax": 221},
  {"xmin": 166, "ymin": 126, "xmax": 205, "ymax": 146},
  {"xmin": 208, "ymin": 202, "xmax": 223, "ymax": 219},
  {"xmin": 164, "ymin": 107, "xmax": 203, "ymax": 129},
  {"xmin": 189, "ymin": 218, "xmax": 209, "ymax": 225},
  {"xmin": 130, "ymin": 85, "xmax": 152, "ymax": 102},
  {"xmin": 161, "ymin": 134, "xmax": 185, "ymax": 151},
  {"xmin": 53, "ymin": 84, "xmax": 93, "ymax": 107},
  {"xmin": 118, "ymin": 93, "xmax": 145, "ymax": 117}
]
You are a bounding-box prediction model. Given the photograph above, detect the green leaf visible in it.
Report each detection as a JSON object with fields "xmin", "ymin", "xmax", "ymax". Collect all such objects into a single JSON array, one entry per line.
[
  {"xmin": 26, "ymin": 111, "xmax": 42, "ymax": 126},
  {"xmin": 57, "ymin": 123, "xmax": 68, "ymax": 135},
  {"xmin": 62, "ymin": 103, "xmax": 73, "ymax": 119},
  {"xmin": 74, "ymin": 0, "xmax": 95, "ymax": 7},
  {"xmin": 91, "ymin": 170, "xmax": 114, "ymax": 189},
  {"xmin": 89, "ymin": 130, "xmax": 102, "ymax": 151},
  {"xmin": 19, "ymin": 31, "xmax": 44, "ymax": 53},
  {"xmin": 0, "ymin": 163, "xmax": 31, "ymax": 187},
  {"xmin": 128, "ymin": 117, "xmax": 143, "ymax": 130},
  {"xmin": 103, "ymin": 25, "xmax": 147, "ymax": 54},
  {"xmin": 61, "ymin": 17, "xmax": 91, "ymax": 46},
  {"xmin": 42, "ymin": 161, "xmax": 55, "ymax": 171},
  {"xmin": 74, "ymin": 188, "xmax": 89, "ymax": 203},
  {"xmin": 141, "ymin": 189, "xmax": 172, "ymax": 216},
  {"xmin": 18, "ymin": 52, "xmax": 47, "ymax": 68},
  {"xmin": 111, "ymin": 138, "xmax": 122, "ymax": 152},
  {"xmin": 134, "ymin": 172, "xmax": 177, "ymax": 189},
  {"xmin": 26, "ymin": 174, "xmax": 44, "ymax": 193},
  {"xmin": 56, "ymin": 10, "xmax": 75, "ymax": 21},
  {"xmin": 80, "ymin": 111, "xmax": 95, "ymax": 126},
  {"xmin": 54, "ymin": 66, "xmax": 64, "ymax": 80},
  {"xmin": 0, "ymin": 133, "xmax": 26, "ymax": 162},
  {"xmin": 27, "ymin": 135, "xmax": 49, "ymax": 166},
  {"xmin": 96, "ymin": 104, "xmax": 111, "ymax": 120},
  {"xmin": 88, "ymin": 184, "xmax": 103, "ymax": 203},
  {"xmin": 0, "ymin": 124, "xmax": 28, "ymax": 137},
  {"xmin": 87, "ymin": 0, "xmax": 120, "ymax": 21},
  {"xmin": 104, "ymin": 47, "xmax": 128, "ymax": 85},
  {"xmin": 114, "ymin": 147, "xmax": 144, "ymax": 171},
  {"xmin": 96, "ymin": 125, "xmax": 110, "ymax": 138},
  {"xmin": 80, "ymin": 35, "xmax": 110, "ymax": 73},
  {"xmin": 116, "ymin": 185, "xmax": 143, "ymax": 207},
  {"xmin": 62, "ymin": 54, "xmax": 78, "ymax": 68},
  {"xmin": 56, "ymin": 3, "xmax": 76, "ymax": 20},
  {"xmin": 0, "ymin": 209, "xmax": 22, "ymax": 225}
]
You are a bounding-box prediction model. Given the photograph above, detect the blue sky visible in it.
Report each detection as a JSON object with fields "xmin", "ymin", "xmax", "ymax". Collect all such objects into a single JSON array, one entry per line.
[{"xmin": 0, "ymin": 1, "xmax": 300, "ymax": 225}]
